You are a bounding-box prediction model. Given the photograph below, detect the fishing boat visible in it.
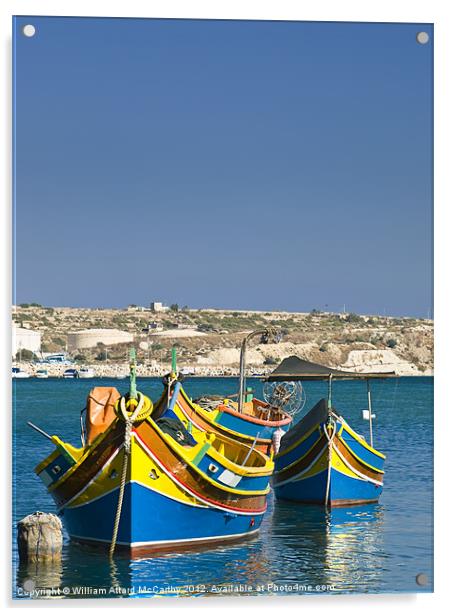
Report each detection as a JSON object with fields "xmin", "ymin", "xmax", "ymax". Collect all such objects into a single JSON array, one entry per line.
[
  {"xmin": 267, "ymin": 356, "xmax": 394, "ymax": 507},
  {"xmin": 166, "ymin": 332, "xmax": 293, "ymax": 454},
  {"xmin": 63, "ymin": 368, "xmax": 79, "ymax": 379},
  {"xmin": 12, "ymin": 366, "xmax": 30, "ymax": 378},
  {"xmin": 79, "ymin": 367, "xmax": 95, "ymax": 379},
  {"xmin": 31, "ymin": 351, "xmax": 273, "ymax": 555}
]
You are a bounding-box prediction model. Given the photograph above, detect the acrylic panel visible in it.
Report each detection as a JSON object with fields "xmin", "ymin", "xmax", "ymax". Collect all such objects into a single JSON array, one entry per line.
[{"xmin": 12, "ymin": 16, "xmax": 433, "ymax": 599}]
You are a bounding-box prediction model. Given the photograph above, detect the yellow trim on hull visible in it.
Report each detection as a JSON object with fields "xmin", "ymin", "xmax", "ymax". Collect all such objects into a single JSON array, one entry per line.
[
  {"xmin": 68, "ymin": 435, "xmax": 204, "ymax": 509},
  {"xmin": 275, "ymin": 432, "xmax": 324, "ymax": 473},
  {"xmin": 337, "ymin": 435, "xmax": 385, "ymax": 474},
  {"xmin": 274, "ymin": 423, "xmax": 320, "ymax": 459},
  {"xmin": 179, "ymin": 389, "xmax": 272, "ymax": 444},
  {"xmin": 340, "ymin": 420, "xmax": 386, "ymax": 459}
]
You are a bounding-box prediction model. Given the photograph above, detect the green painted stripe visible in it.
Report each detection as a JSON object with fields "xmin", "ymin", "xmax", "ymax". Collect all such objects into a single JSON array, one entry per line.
[{"xmin": 192, "ymin": 443, "xmax": 211, "ymax": 466}]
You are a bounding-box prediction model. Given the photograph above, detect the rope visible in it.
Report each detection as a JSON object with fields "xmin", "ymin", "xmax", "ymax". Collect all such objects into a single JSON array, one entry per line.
[
  {"xmin": 323, "ymin": 420, "xmax": 337, "ymax": 507},
  {"xmin": 109, "ymin": 392, "xmax": 152, "ymax": 559}
]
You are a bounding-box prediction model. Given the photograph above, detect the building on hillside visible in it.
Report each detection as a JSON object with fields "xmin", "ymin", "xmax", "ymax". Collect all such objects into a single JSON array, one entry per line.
[
  {"xmin": 67, "ymin": 328, "xmax": 133, "ymax": 351},
  {"xmin": 150, "ymin": 301, "xmax": 169, "ymax": 313},
  {"xmin": 127, "ymin": 305, "xmax": 151, "ymax": 312},
  {"xmin": 12, "ymin": 324, "xmax": 41, "ymax": 356},
  {"xmin": 142, "ymin": 321, "xmax": 164, "ymax": 333}
]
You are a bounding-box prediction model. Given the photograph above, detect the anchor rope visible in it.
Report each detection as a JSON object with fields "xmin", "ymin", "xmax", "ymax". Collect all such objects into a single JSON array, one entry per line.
[
  {"xmin": 323, "ymin": 420, "xmax": 337, "ymax": 507},
  {"xmin": 109, "ymin": 392, "xmax": 152, "ymax": 559}
]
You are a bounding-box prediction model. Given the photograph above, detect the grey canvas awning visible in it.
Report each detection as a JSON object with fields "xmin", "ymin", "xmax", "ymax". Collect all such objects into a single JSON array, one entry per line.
[{"xmin": 265, "ymin": 355, "xmax": 396, "ymax": 381}]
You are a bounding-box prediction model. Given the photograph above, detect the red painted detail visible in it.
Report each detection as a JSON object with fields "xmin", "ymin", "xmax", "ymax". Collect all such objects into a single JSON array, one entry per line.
[{"xmin": 132, "ymin": 430, "xmax": 267, "ymax": 515}]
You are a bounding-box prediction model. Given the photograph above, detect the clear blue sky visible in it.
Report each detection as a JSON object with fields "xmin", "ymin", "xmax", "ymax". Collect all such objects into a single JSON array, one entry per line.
[{"xmin": 13, "ymin": 17, "xmax": 433, "ymax": 317}]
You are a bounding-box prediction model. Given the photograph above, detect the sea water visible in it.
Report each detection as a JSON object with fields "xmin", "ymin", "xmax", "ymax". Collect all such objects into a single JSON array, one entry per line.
[{"xmin": 12, "ymin": 376, "xmax": 433, "ymax": 598}]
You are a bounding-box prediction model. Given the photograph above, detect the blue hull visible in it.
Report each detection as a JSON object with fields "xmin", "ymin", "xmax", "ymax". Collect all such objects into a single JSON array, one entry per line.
[
  {"xmin": 273, "ymin": 398, "xmax": 386, "ymax": 507},
  {"xmin": 216, "ymin": 411, "xmax": 276, "ymax": 440},
  {"xmin": 63, "ymin": 481, "xmax": 263, "ymax": 550},
  {"xmin": 274, "ymin": 468, "xmax": 382, "ymax": 506}
]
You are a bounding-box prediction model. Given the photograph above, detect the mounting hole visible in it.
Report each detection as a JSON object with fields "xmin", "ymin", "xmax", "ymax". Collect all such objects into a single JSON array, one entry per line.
[
  {"xmin": 22, "ymin": 24, "xmax": 36, "ymax": 38},
  {"xmin": 416, "ymin": 573, "xmax": 428, "ymax": 586},
  {"xmin": 416, "ymin": 32, "xmax": 429, "ymax": 45}
]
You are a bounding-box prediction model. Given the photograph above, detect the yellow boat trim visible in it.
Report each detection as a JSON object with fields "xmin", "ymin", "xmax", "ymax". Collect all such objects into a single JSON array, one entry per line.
[
  {"xmin": 331, "ymin": 446, "xmax": 362, "ymax": 480},
  {"xmin": 149, "ymin": 424, "xmax": 271, "ymax": 496},
  {"xmin": 34, "ymin": 448, "xmax": 60, "ymax": 474},
  {"xmin": 46, "ymin": 422, "xmax": 120, "ymax": 493},
  {"xmin": 39, "ymin": 408, "xmax": 272, "ymax": 498},
  {"xmin": 275, "ymin": 433, "xmax": 324, "ymax": 474},
  {"xmin": 131, "ymin": 436, "xmax": 207, "ymax": 506},
  {"xmin": 176, "ymin": 398, "xmax": 262, "ymax": 446},
  {"xmin": 285, "ymin": 446, "xmax": 329, "ymax": 483},
  {"xmin": 66, "ymin": 447, "xmax": 124, "ymax": 508},
  {"xmin": 34, "ymin": 437, "xmax": 85, "ymax": 475},
  {"xmin": 340, "ymin": 421, "xmax": 386, "ymax": 459},
  {"xmin": 179, "ymin": 389, "xmax": 271, "ymax": 444},
  {"xmin": 206, "ymin": 443, "xmax": 273, "ymax": 477},
  {"xmin": 150, "ymin": 409, "xmax": 273, "ymax": 478},
  {"xmin": 332, "ymin": 443, "xmax": 383, "ymax": 486},
  {"xmin": 68, "ymin": 435, "xmax": 203, "ymax": 509},
  {"xmin": 274, "ymin": 423, "xmax": 320, "ymax": 459},
  {"xmin": 337, "ymin": 435, "xmax": 385, "ymax": 474},
  {"xmin": 301, "ymin": 449, "xmax": 329, "ymax": 480}
]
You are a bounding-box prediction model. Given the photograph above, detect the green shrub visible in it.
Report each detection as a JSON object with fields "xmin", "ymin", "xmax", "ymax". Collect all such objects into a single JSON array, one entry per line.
[
  {"xmin": 263, "ymin": 356, "xmax": 278, "ymax": 365},
  {"xmin": 15, "ymin": 349, "xmax": 37, "ymax": 360}
]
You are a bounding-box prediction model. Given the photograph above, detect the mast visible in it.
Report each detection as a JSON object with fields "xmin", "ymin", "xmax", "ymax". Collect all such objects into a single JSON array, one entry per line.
[
  {"xmin": 238, "ymin": 327, "xmax": 281, "ymax": 414},
  {"xmin": 129, "ymin": 348, "xmax": 137, "ymax": 399},
  {"xmin": 171, "ymin": 346, "xmax": 177, "ymax": 376},
  {"xmin": 327, "ymin": 374, "xmax": 333, "ymax": 410},
  {"xmin": 367, "ymin": 379, "xmax": 374, "ymax": 448}
]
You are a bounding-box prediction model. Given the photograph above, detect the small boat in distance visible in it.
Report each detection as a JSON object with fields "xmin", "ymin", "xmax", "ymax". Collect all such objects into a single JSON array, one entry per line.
[
  {"xmin": 268, "ymin": 356, "xmax": 394, "ymax": 507},
  {"xmin": 12, "ymin": 367, "xmax": 30, "ymax": 379},
  {"xmin": 35, "ymin": 368, "xmax": 49, "ymax": 379},
  {"xmin": 63, "ymin": 368, "xmax": 79, "ymax": 379},
  {"xmin": 79, "ymin": 367, "xmax": 95, "ymax": 379}
]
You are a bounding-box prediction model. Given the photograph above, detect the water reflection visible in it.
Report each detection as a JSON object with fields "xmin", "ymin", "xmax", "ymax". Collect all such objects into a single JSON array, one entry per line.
[
  {"xmin": 16, "ymin": 559, "xmax": 63, "ymax": 599},
  {"xmin": 13, "ymin": 377, "xmax": 433, "ymax": 597},
  {"xmin": 270, "ymin": 500, "xmax": 386, "ymax": 592}
]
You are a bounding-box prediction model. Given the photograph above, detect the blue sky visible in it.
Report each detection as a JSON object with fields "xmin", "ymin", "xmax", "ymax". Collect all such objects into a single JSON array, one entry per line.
[{"xmin": 13, "ymin": 17, "xmax": 433, "ymax": 316}]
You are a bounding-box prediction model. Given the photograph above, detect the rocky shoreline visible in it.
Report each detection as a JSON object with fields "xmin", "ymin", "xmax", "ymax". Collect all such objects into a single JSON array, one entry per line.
[{"xmin": 13, "ymin": 350, "xmax": 433, "ymax": 379}]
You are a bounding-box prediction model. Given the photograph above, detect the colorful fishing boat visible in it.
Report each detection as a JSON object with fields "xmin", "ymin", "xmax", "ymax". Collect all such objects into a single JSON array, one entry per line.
[
  {"xmin": 30, "ymin": 351, "xmax": 273, "ymax": 555},
  {"xmin": 160, "ymin": 382, "xmax": 292, "ymax": 455},
  {"xmin": 267, "ymin": 356, "xmax": 393, "ymax": 507},
  {"xmin": 164, "ymin": 332, "xmax": 293, "ymax": 454}
]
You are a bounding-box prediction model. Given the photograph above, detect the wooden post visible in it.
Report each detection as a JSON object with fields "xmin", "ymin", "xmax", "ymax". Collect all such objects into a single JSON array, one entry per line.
[
  {"xmin": 17, "ymin": 512, "xmax": 62, "ymax": 564},
  {"xmin": 171, "ymin": 346, "xmax": 177, "ymax": 375},
  {"xmin": 327, "ymin": 374, "xmax": 333, "ymax": 410},
  {"xmin": 129, "ymin": 348, "xmax": 137, "ymax": 399}
]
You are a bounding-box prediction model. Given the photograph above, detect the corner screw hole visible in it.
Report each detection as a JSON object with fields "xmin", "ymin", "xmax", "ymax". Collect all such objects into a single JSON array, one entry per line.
[{"xmin": 22, "ymin": 24, "xmax": 36, "ymax": 38}]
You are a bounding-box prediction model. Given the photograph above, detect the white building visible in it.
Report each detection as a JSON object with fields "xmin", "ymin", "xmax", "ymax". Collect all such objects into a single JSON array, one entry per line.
[
  {"xmin": 67, "ymin": 328, "xmax": 133, "ymax": 351},
  {"xmin": 12, "ymin": 324, "xmax": 41, "ymax": 356},
  {"xmin": 150, "ymin": 301, "xmax": 169, "ymax": 313}
]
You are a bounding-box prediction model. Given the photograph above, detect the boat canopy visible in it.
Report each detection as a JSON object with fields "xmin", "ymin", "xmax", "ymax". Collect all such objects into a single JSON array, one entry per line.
[{"xmin": 265, "ymin": 355, "xmax": 396, "ymax": 382}]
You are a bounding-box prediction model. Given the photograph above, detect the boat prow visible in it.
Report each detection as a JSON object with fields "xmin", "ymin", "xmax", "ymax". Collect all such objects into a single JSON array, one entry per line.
[
  {"xmin": 34, "ymin": 383, "xmax": 274, "ymax": 554},
  {"xmin": 273, "ymin": 398, "xmax": 385, "ymax": 507}
]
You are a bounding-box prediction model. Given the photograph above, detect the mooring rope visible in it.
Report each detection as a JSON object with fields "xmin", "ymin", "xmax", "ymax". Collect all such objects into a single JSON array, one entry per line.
[
  {"xmin": 109, "ymin": 392, "xmax": 152, "ymax": 559},
  {"xmin": 323, "ymin": 420, "xmax": 337, "ymax": 507}
]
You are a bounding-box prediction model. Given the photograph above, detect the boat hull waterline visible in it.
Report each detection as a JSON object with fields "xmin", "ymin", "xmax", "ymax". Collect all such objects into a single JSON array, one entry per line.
[
  {"xmin": 273, "ymin": 399, "xmax": 385, "ymax": 507},
  {"xmin": 35, "ymin": 387, "xmax": 272, "ymax": 554}
]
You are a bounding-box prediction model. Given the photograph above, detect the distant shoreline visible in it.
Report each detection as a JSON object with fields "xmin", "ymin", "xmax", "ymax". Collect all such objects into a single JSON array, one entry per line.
[{"xmin": 12, "ymin": 361, "xmax": 434, "ymax": 380}]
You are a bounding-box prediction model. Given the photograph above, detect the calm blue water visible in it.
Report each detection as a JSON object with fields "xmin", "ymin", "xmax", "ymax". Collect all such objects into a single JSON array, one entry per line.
[{"xmin": 12, "ymin": 377, "xmax": 433, "ymax": 598}]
